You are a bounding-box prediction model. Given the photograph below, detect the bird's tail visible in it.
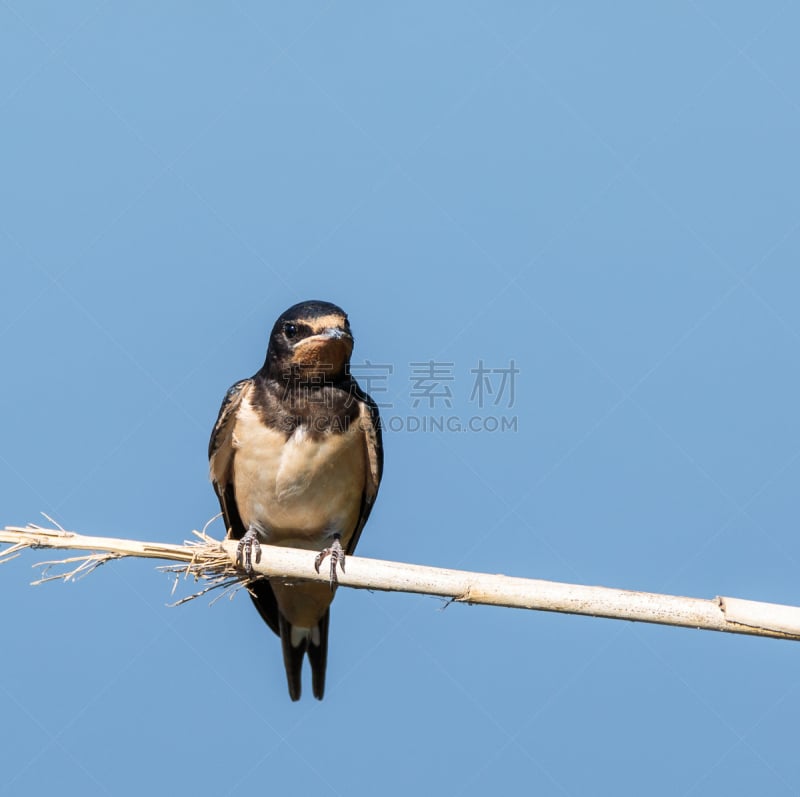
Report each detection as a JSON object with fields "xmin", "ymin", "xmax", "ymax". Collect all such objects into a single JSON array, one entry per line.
[{"xmin": 278, "ymin": 610, "xmax": 330, "ymax": 701}]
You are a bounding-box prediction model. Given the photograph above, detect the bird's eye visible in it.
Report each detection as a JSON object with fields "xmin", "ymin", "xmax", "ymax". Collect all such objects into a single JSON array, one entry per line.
[{"xmin": 283, "ymin": 323, "xmax": 298, "ymax": 339}]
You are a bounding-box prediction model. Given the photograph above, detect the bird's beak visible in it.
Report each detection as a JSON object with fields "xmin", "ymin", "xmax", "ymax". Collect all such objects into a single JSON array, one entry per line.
[{"xmin": 315, "ymin": 328, "xmax": 351, "ymax": 342}]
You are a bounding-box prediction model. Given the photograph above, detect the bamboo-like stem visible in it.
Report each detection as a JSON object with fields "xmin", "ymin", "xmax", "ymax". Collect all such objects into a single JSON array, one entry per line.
[{"xmin": 1, "ymin": 523, "xmax": 800, "ymax": 641}]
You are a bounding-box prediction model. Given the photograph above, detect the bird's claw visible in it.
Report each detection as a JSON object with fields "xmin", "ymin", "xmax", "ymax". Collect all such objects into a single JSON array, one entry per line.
[
  {"xmin": 314, "ymin": 536, "xmax": 345, "ymax": 589},
  {"xmin": 236, "ymin": 528, "xmax": 262, "ymax": 574}
]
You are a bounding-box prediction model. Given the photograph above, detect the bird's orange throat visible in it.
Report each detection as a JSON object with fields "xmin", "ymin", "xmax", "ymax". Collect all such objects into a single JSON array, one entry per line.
[{"xmin": 290, "ymin": 336, "xmax": 353, "ymax": 377}]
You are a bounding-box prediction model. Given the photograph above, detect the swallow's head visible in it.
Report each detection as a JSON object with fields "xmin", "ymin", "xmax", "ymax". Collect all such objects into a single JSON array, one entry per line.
[{"xmin": 266, "ymin": 300, "xmax": 354, "ymax": 380}]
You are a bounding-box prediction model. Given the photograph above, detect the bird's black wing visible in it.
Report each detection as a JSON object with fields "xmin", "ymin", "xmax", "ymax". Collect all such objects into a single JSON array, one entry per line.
[
  {"xmin": 208, "ymin": 378, "xmax": 254, "ymax": 540},
  {"xmin": 346, "ymin": 383, "xmax": 383, "ymax": 556}
]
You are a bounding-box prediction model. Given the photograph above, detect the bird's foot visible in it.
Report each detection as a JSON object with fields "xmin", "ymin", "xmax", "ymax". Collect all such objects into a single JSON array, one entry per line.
[
  {"xmin": 314, "ymin": 535, "xmax": 345, "ymax": 589},
  {"xmin": 236, "ymin": 527, "xmax": 262, "ymax": 574}
]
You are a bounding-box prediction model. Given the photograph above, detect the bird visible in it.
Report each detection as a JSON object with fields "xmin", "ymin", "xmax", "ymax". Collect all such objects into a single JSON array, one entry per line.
[{"xmin": 208, "ymin": 300, "xmax": 383, "ymax": 701}]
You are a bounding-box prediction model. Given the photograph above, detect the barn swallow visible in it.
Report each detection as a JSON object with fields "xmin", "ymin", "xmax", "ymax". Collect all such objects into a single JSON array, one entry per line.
[{"xmin": 208, "ymin": 300, "xmax": 383, "ymax": 701}]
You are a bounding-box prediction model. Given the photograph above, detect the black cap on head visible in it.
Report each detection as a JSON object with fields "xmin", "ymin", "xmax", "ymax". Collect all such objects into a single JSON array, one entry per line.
[{"xmin": 276, "ymin": 300, "xmax": 346, "ymax": 325}]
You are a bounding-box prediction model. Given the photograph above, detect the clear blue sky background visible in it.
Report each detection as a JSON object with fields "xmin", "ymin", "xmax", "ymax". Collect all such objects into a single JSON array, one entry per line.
[{"xmin": 2, "ymin": 3, "xmax": 800, "ymax": 795}]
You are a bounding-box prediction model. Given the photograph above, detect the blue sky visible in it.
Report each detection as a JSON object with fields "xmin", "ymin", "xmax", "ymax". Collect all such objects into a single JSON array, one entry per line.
[{"xmin": 2, "ymin": 2, "xmax": 800, "ymax": 795}]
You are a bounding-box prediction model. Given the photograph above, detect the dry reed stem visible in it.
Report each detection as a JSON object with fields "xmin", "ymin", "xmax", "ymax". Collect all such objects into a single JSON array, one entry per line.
[{"xmin": 2, "ymin": 519, "xmax": 800, "ymax": 642}]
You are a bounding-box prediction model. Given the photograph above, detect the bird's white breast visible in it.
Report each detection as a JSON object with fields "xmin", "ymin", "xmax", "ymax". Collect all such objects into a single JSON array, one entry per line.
[{"xmin": 231, "ymin": 397, "xmax": 366, "ymax": 549}]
